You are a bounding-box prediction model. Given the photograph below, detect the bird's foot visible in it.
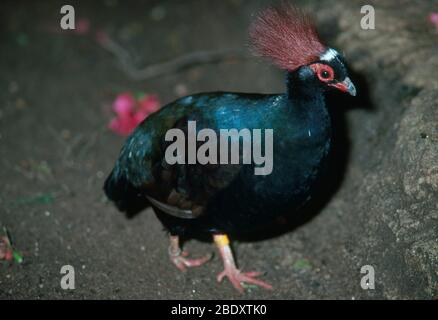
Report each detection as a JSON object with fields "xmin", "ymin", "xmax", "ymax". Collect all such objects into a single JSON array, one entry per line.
[
  {"xmin": 168, "ymin": 235, "xmax": 212, "ymax": 271},
  {"xmin": 213, "ymin": 234, "xmax": 273, "ymax": 293},
  {"xmin": 217, "ymin": 266, "xmax": 273, "ymax": 293},
  {"xmin": 170, "ymin": 249, "xmax": 212, "ymax": 272}
]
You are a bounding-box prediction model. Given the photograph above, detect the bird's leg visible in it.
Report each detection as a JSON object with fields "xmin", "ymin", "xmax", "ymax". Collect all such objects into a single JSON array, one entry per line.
[
  {"xmin": 213, "ymin": 234, "xmax": 273, "ymax": 293},
  {"xmin": 168, "ymin": 235, "xmax": 212, "ymax": 271}
]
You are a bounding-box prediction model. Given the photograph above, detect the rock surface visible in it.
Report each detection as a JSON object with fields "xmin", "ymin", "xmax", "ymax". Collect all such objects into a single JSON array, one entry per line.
[{"xmin": 316, "ymin": 0, "xmax": 438, "ymax": 298}]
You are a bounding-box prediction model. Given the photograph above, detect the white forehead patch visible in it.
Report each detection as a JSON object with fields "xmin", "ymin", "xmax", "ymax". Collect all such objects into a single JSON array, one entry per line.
[{"xmin": 320, "ymin": 48, "xmax": 339, "ymax": 61}]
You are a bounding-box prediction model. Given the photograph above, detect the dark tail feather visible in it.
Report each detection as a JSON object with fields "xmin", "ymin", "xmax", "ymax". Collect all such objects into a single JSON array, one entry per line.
[{"xmin": 104, "ymin": 169, "xmax": 149, "ymax": 217}]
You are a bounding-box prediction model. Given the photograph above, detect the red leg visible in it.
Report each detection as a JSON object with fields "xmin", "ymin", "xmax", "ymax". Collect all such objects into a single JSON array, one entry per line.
[
  {"xmin": 214, "ymin": 234, "xmax": 273, "ymax": 293},
  {"xmin": 168, "ymin": 235, "xmax": 212, "ymax": 271}
]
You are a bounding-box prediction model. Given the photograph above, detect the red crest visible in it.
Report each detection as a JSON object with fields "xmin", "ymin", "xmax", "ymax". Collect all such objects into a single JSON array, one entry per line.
[{"xmin": 249, "ymin": 3, "xmax": 326, "ymax": 71}]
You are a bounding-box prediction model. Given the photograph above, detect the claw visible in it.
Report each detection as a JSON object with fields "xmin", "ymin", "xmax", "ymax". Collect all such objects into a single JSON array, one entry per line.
[
  {"xmin": 214, "ymin": 234, "xmax": 273, "ymax": 293},
  {"xmin": 171, "ymin": 252, "xmax": 213, "ymax": 271},
  {"xmin": 168, "ymin": 235, "xmax": 212, "ymax": 271},
  {"xmin": 217, "ymin": 267, "xmax": 273, "ymax": 293}
]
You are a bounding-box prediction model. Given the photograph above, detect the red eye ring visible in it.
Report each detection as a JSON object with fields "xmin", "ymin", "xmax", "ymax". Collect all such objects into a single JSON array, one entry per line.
[{"xmin": 309, "ymin": 63, "xmax": 335, "ymax": 82}]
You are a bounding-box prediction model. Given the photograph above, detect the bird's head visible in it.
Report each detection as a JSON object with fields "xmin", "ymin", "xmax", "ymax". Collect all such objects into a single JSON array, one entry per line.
[
  {"xmin": 299, "ymin": 48, "xmax": 356, "ymax": 96},
  {"xmin": 249, "ymin": 4, "xmax": 356, "ymax": 96}
]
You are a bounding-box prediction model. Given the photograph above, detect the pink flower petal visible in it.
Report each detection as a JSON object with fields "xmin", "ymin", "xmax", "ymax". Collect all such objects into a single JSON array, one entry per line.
[
  {"xmin": 133, "ymin": 110, "xmax": 148, "ymax": 125},
  {"xmin": 0, "ymin": 238, "xmax": 12, "ymax": 261},
  {"xmin": 109, "ymin": 114, "xmax": 139, "ymax": 136},
  {"xmin": 5, "ymin": 249, "xmax": 13, "ymax": 261},
  {"xmin": 108, "ymin": 118, "xmax": 121, "ymax": 132},
  {"xmin": 113, "ymin": 92, "xmax": 136, "ymax": 116},
  {"xmin": 108, "ymin": 92, "xmax": 162, "ymax": 136},
  {"xmin": 139, "ymin": 94, "xmax": 161, "ymax": 113},
  {"xmin": 429, "ymin": 12, "xmax": 438, "ymax": 27},
  {"xmin": 74, "ymin": 18, "xmax": 90, "ymax": 35}
]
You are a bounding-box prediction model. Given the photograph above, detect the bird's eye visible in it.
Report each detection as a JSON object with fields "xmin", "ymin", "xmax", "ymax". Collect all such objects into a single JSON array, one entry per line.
[
  {"xmin": 310, "ymin": 63, "xmax": 335, "ymax": 82},
  {"xmin": 320, "ymin": 70, "xmax": 330, "ymax": 79},
  {"xmin": 318, "ymin": 68, "xmax": 333, "ymax": 81}
]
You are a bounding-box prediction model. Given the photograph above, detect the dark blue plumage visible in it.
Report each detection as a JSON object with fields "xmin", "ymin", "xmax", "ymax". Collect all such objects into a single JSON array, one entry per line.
[
  {"xmin": 105, "ymin": 65, "xmax": 341, "ymax": 233},
  {"xmin": 104, "ymin": 4, "xmax": 356, "ymax": 292}
]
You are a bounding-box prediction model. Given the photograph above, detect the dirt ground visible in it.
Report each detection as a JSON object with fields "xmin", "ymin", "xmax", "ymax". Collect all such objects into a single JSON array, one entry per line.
[{"xmin": 1, "ymin": 0, "xmax": 437, "ymax": 299}]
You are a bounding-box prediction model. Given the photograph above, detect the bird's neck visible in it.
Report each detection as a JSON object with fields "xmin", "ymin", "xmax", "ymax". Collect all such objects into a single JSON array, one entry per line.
[
  {"xmin": 284, "ymin": 72, "xmax": 328, "ymax": 127},
  {"xmin": 246, "ymin": 74, "xmax": 331, "ymax": 203},
  {"xmin": 286, "ymin": 71, "xmax": 324, "ymax": 107}
]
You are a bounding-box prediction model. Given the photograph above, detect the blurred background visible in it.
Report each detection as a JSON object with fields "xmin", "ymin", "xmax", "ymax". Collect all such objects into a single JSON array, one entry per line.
[{"xmin": 0, "ymin": 0, "xmax": 437, "ymax": 299}]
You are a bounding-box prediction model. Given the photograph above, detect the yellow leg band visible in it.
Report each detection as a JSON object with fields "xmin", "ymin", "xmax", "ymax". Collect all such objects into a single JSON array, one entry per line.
[{"xmin": 214, "ymin": 234, "xmax": 230, "ymax": 247}]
